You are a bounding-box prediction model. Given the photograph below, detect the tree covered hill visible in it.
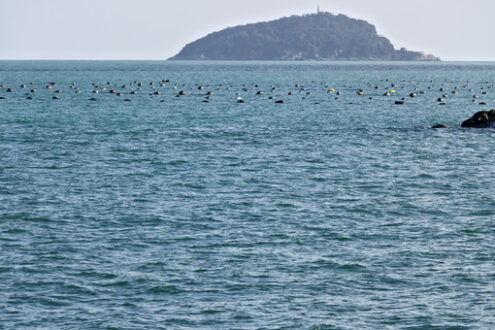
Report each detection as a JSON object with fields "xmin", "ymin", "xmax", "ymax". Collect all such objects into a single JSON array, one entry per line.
[{"xmin": 169, "ymin": 12, "xmax": 439, "ymax": 61}]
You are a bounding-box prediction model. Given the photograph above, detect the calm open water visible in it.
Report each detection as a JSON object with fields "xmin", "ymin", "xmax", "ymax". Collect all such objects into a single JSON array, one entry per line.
[{"xmin": 1, "ymin": 61, "xmax": 495, "ymax": 329}]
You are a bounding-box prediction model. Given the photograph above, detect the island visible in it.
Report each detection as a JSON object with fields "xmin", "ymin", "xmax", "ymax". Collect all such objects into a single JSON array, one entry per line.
[{"xmin": 169, "ymin": 11, "xmax": 440, "ymax": 61}]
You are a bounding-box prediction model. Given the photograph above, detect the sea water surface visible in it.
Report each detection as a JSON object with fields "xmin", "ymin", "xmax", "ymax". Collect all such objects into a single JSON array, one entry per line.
[{"xmin": 1, "ymin": 61, "xmax": 495, "ymax": 329}]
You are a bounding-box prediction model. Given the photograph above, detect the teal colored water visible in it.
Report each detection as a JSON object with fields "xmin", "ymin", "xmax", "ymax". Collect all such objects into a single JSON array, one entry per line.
[{"xmin": 1, "ymin": 61, "xmax": 495, "ymax": 329}]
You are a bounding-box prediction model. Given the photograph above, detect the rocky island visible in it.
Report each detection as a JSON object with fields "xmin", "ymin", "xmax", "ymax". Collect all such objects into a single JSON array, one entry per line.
[{"xmin": 169, "ymin": 11, "xmax": 439, "ymax": 61}]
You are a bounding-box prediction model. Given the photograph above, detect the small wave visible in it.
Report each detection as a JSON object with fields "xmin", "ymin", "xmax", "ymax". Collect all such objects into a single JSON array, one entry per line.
[{"xmin": 146, "ymin": 285, "xmax": 182, "ymax": 295}]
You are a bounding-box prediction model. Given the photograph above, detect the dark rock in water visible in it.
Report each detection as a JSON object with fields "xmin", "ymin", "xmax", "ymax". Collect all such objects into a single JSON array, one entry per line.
[
  {"xmin": 237, "ymin": 99, "xmax": 245, "ymax": 103},
  {"xmin": 395, "ymin": 101, "xmax": 404, "ymax": 105},
  {"xmin": 462, "ymin": 110, "xmax": 495, "ymax": 128},
  {"xmin": 431, "ymin": 124, "xmax": 447, "ymax": 129},
  {"xmin": 124, "ymin": 99, "xmax": 131, "ymax": 102},
  {"xmin": 479, "ymin": 102, "xmax": 487, "ymax": 105},
  {"xmin": 275, "ymin": 100, "xmax": 284, "ymax": 104},
  {"xmin": 89, "ymin": 98, "xmax": 97, "ymax": 101},
  {"xmin": 0, "ymin": 97, "xmax": 5, "ymax": 100}
]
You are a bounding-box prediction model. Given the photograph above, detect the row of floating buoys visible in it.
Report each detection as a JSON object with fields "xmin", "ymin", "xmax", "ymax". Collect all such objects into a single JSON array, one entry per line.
[{"xmin": 0, "ymin": 79, "xmax": 494, "ymax": 107}]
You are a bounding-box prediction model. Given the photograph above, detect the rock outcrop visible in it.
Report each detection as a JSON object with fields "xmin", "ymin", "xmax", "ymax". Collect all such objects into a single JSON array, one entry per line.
[{"xmin": 461, "ymin": 110, "xmax": 495, "ymax": 128}]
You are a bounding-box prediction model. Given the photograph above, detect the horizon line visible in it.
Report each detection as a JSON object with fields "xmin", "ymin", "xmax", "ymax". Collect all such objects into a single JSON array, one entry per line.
[{"xmin": 2, "ymin": 59, "xmax": 495, "ymax": 62}]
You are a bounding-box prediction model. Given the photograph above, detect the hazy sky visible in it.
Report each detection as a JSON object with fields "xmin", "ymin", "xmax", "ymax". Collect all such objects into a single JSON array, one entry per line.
[{"xmin": 1, "ymin": 0, "xmax": 494, "ymax": 61}]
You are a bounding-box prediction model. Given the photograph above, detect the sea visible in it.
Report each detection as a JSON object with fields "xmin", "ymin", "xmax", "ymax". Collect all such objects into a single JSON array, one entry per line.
[{"xmin": 1, "ymin": 61, "xmax": 494, "ymax": 329}]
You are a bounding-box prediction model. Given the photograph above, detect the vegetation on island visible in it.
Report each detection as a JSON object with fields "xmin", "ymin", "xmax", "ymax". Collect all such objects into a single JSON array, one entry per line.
[{"xmin": 169, "ymin": 12, "xmax": 439, "ymax": 61}]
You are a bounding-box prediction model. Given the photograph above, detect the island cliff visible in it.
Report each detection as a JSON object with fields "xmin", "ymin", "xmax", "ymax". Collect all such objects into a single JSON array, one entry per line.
[{"xmin": 169, "ymin": 12, "xmax": 439, "ymax": 61}]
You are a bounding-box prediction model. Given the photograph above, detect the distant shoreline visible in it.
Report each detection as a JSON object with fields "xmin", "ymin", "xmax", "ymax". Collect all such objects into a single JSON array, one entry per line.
[{"xmin": 11, "ymin": 60, "xmax": 495, "ymax": 63}]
